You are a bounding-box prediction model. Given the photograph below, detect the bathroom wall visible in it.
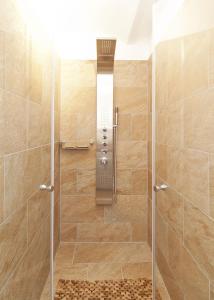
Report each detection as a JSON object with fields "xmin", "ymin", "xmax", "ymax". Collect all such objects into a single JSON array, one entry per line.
[
  {"xmin": 155, "ymin": 28, "xmax": 214, "ymax": 300},
  {"xmin": 0, "ymin": 1, "xmax": 60, "ymax": 298},
  {"xmin": 60, "ymin": 60, "xmax": 149, "ymax": 243}
]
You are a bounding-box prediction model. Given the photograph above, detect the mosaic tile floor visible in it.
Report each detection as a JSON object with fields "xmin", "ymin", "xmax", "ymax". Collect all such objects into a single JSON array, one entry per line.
[{"xmin": 54, "ymin": 278, "xmax": 161, "ymax": 300}]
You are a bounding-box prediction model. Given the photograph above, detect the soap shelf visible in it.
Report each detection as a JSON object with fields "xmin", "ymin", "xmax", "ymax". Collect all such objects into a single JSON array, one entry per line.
[{"xmin": 61, "ymin": 139, "xmax": 94, "ymax": 150}]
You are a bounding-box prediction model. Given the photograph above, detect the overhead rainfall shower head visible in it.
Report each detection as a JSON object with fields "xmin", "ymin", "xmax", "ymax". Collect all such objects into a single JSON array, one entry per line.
[{"xmin": 96, "ymin": 39, "xmax": 116, "ymax": 73}]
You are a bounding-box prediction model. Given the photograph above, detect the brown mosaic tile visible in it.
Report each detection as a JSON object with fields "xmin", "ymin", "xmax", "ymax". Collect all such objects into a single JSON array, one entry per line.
[{"xmin": 55, "ymin": 278, "xmax": 161, "ymax": 300}]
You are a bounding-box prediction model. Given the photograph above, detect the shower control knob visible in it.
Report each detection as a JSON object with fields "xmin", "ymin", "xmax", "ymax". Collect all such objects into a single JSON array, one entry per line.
[
  {"xmin": 102, "ymin": 142, "xmax": 107, "ymax": 146},
  {"xmin": 101, "ymin": 149, "xmax": 107, "ymax": 154},
  {"xmin": 103, "ymin": 135, "xmax": 107, "ymax": 139},
  {"xmin": 103, "ymin": 128, "xmax": 107, "ymax": 132},
  {"xmin": 100, "ymin": 157, "xmax": 108, "ymax": 165}
]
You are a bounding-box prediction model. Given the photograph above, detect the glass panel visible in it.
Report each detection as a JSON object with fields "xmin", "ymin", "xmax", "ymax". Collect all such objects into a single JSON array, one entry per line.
[
  {"xmin": 154, "ymin": 0, "xmax": 214, "ymax": 299},
  {"xmin": 0, "ymin": 1, "xmax": 54, "ymax": 299}
]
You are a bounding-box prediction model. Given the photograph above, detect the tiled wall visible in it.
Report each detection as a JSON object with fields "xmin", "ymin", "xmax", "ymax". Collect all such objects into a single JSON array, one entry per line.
[
  {"xmin": 0, "ymin": 1, "xmax": 60, "ymax": 298},
  {"xmin": 60, "ymin": 60, "xmax": 149, "ymax": 243},
  {"xmin": 155, "ymin": 28, "xmax": 214, "ymax": 300}
]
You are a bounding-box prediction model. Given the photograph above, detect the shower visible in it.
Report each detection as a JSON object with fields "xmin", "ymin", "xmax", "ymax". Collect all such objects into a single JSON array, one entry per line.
[{"xmin": 96, "ymin": 39, "xmax": 118, "ymax": 205}]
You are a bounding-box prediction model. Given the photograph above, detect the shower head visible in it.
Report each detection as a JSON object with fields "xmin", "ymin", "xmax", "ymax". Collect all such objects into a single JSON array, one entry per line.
[{"xmin": 96, "ymin": 39, "xmax": 116, "ymax": 74}]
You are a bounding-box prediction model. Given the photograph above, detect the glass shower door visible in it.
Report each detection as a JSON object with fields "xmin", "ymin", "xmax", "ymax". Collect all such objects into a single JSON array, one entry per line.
[
  {"xmin": 153, "ymin": 0, "xmax": 214, "ymax": 299},
  {"xmin": 0, "ymin": 1, "xmax": 54, "ymax": 295}
]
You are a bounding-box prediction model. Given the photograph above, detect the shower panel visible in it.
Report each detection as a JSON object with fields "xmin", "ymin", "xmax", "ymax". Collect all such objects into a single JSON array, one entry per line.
[{"xmin": 96, "ymin": 39, "xmax": 117, "ymax": 205}]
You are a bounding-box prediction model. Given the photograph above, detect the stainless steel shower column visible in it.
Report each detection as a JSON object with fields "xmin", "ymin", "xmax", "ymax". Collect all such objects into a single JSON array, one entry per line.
[{"xmin": 96, "ymin": 39, "xmax": 117, "ymax": 205}]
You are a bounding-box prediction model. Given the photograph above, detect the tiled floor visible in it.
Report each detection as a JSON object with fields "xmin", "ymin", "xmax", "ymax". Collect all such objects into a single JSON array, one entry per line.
[{"xmin": 41, "ymin": 242, "xmax": 170, "ymax": 299}]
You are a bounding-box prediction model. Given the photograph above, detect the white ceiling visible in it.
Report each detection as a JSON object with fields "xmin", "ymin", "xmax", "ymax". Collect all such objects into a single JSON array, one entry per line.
[{"xmin": 53, "ymin": 0, "xmax": 153, "ymax": 60}]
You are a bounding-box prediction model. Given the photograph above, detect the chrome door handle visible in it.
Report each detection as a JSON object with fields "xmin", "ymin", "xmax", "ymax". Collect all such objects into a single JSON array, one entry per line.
[
  {"xmin": 39, "ymin": 184, "xmax": 54, "ymax": 192},
  {"xmin": 153, "ymin": 183, "xmax": 168, "ymax": 192}
]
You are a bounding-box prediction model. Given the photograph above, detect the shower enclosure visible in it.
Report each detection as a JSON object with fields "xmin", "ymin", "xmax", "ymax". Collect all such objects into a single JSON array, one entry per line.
[{"xmin": 1, "ymin": 0, "xmax": 214, "ymax": 299}]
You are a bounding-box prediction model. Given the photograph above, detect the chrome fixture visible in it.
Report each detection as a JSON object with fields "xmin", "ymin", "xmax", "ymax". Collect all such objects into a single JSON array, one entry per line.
[
  {"xmin": 39, "ymin": 184, "xmax": 54, "ymax": 192},
  {"xmin": 96, "ymin": 39, "xmax": 117, "ymax": 205},
  {"xmin": 100, "ymin": 157, "xmax": 108, "ymax": 165},
  {"xmin": 153, "ymin": 183, "xmax": 168, "ymax": 192}
]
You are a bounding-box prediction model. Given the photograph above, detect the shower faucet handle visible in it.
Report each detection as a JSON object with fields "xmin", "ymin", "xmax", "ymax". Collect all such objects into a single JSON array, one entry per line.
[
  {"xmin": 153, "ymin": 183, "xmax": 168, "ymax": 192},
  {"xmin": 100, "ymin": 157, "xmax": 108, "ymax": 165},
  {"xmin": 39, "ymin": 184, "xmax": 54, "ymax": 192}
]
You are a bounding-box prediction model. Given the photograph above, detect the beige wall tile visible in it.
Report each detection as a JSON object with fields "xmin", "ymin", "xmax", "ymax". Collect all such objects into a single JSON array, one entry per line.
[
  {"xmin": 41, "ymin": 145, "xmax": 51, "ymax": 184},
  {"xmin": 0, "ymin": 0, "xmax": 26, "ymax": 33},
  {"xmin": 28, "ymin": 191, "xmax": 50, "ymax": 244},
  {"xmin": 61, "ymin": 223, "xmax": 77, "ymax": 242},
  {"xmin": 132, "ymin": 169, "xmax": 147, "ymax": 195},
  {"xmin": 148, "ymin": 198, "xmax": 152, "ymax": 248},
  {"xmin": 60, "ymin": 112, "xmax": 76, "ymax": 141},
  {"xmin": 210, "ymin": 154, "xmax": 214, "ymax": 218},
  {"xmin": 114, "ymin": 87, "xmax": 148, "ymax": 114},
  {"xmin": 211, "ymin": 282, "xmax": 214, "ymax": 300},
  {"xmin": 54, "ymin": 201, "xmax": 60, "ymax": 255},
  {"xmin": 184, "ymin": 200, "xmax": 214, "ymax": 280},
  {"xmin": 4, "ymin": 148, "xmax": 42, "ymax": 219},
  {"xmin": 131, "ymin": 114, "xmax": 147, "ymax": 141},
  {"xmin": 117, "ymin": 169, "xmax": 132, "ymax": 194},
  {"xmin": 156, "ymin": 42, "xmax": 168, "ymax": 113},
  {"xmin": 0, "ymin": 205, "xmax": 27, "ymax": 287},
  {"xmin": 156, "ymin": 112, "xmax": 168, "ymax": 144},
  {"xmin": 61, "ymin": 195, "xmax": 103, "ymax": 223},
  {"xmin": 181, "ymin": 149, "xmax": 209, "ymax": 214},
  {"xmin": 0, "ymin": 32, "xmax": 4, "ymax": 89},
  {"xmin": 76, "ymin": 113, "xmax": 96, "ymax": 140},
  {"xmin": 105, "ymin": 195, "xmax": 147, "ymax": 223},
  {"xmin": 77, "ymin": 223, "xmax": 132, "ymax": 242},
  {"xmin": 29, "ymin": 38, "xmax": 43, "ymax": 103},
  {"xmin": 167, "ymin": 38, "xmax": 182, "ymax": 104},
  {"xmin": 184, "ymin": 88, "xmax": 214, "ymax": 152},
  {"xmin": 0, "ymin": 216, "xmax": 50, "ymax": 300},
  {"xmin": 0, "ymin": 91, "xmax": 27, "ymax": 155},
  {"xmin": 157, "ymin": 212, "xmax": 169, "ymax": 262},
  {"xmin": 166, "ymin": 145, "xmax": 182, "ymax": 191},
  {"xmin": 209, "ymin": 29, "xmax": 214, "ymax": 87},
  {"xmin": 0, "ymin": 158, "xmax": 4, "ymax": 223},
  {"xmin": 76, "ymin": 168, "xmax": 95, "ymax": 195},
  {"xmin": 61, "ymin": 168, "xmax": 77, "ymax": 195},
  {"xmin": 117, "ymin": 114, "xmax": 131, "ymax": 140},
  {"xmin": 148, "ymin": 169, "xmax": 152, "ymax": 199},
  {"xmin": 61, "ymin": 60, "xmax": 96, "ymax": 87},
  {"xmin": 157, "ymin": 188, "xmax": 183, "ymax": 238},
  {"xmin": 156, "ymin": 143, "xmax": 167, "ymax": 180},
  {"xmin": 182, "ymin": 31, "xmax": 209, "ymax": 98},
  {"xmin": 117, "ymin": 141, "xmax": 147, "ymax": 169},
  {"xmin": 131, "ymin": 220, "xmax": 148, "ymax": 241},
  {"xmin": 157, "ymin": 248, "xmax": 184, "ymax": 300},
  {"xmin": 61, "ymin": 87, "xmax": 96, "ymax": 114},
  {"xmin": 61, "ymin": 148, "xmax": 96, "ymax": 170},
  {"xmin": 114, "ymin": 61, "xmax": 148, "ymax": 87},
  {"xmin": 5, "ymin": 31, "xmax": 28, "ymax": 97},
  {"xmin": 28, "ymin": 100, "xmax": 51, "ymax": 148},
  {"xmin": 167, "ymin": 226, "xmax": 183, "ymax": 287},
  {"xmin": 181, "ymin": 246, "xmax": 209, "ymax": 300}
]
